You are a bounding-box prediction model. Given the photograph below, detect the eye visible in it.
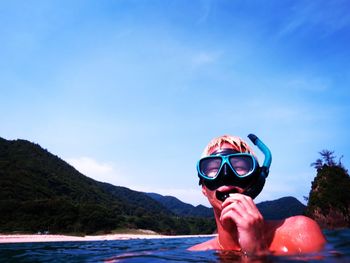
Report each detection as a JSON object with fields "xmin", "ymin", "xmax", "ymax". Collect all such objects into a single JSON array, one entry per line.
[
  {"xmin": 234, "ymin": 165, "xmax": 250, "ymax": 175},
  {"xmin": 204, "ymin": 167, "xmax": 219, "ymax": 178},
  {"xmin": 200, "ymin": 158, "xmax": 221, "ymax": 178},
  {"xmin": 229, "ymin": 156, "xmax": 253, "ymax": 176}
]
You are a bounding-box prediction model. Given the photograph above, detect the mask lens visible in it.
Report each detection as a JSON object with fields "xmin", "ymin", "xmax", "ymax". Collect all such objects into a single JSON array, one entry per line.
[
  {"xmin": 200, "ymin": 157, "xmax": 222, "ymax": 178},
  {"xmin": 229, "ymin": 155, "xmax": 254, "ymax": 176}
]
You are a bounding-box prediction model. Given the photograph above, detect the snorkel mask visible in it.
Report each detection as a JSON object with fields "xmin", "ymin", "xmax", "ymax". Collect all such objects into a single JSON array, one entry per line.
[{"xmin": 197, "ymin": 134, "xmax": 272, "ymax": 201}]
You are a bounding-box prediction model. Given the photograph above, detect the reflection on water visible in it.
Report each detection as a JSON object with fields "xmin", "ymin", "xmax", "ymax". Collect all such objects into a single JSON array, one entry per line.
[{"xmin": 0, "ymin": 229, "xmax": 349, "ymax": 262}]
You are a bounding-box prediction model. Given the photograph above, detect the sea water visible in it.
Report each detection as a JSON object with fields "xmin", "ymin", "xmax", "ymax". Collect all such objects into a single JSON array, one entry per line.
[{"xmin": 0, "ymin": 229, "xmax": 349, "ymax": 262}]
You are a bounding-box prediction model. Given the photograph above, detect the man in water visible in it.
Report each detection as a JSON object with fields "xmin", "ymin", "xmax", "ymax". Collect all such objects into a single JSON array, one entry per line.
[{"xmin": 189, "ymin": 134, "xmax": 325, "ymax": 255}]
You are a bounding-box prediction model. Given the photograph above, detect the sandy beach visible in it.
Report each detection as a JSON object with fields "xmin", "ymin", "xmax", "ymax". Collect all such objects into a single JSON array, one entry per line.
[{"xmin": 0, "ymin": 233, "xmax": 216, "ymax": 244}]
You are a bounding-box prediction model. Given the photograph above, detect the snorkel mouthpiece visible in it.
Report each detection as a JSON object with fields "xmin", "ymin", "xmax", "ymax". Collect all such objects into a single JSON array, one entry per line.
[{"xmin": 216, "ymin": 192, "xmax": 235, "ymax": 202}]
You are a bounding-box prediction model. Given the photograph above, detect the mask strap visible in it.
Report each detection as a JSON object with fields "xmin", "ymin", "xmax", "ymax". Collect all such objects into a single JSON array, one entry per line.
[{"xmin": 210, "ymin": 148, "xmax": 239, "ymax": 156}]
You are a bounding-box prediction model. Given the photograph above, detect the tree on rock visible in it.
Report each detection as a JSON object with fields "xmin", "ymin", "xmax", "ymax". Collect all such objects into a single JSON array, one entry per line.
[{"xmin": 306, "ymin": 150, "xmax": 350, "ymax": 228}]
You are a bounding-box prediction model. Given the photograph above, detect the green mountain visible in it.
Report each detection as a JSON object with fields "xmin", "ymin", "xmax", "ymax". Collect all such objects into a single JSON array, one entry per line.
[
  {"xmin": 146, "ymin": 192, "xmax": 213, "ymax": 218},
  {"xmin": 256, "ymin": 196, "xmax": 306, "ymax": 220},
  {"xmin": 0, "ymin": 137, "xmax": 215, "ymax": 235},
  {"xmin": 147, "ymin": 193, "xmax": 306, "ymax": 220},
  {"xmin": 0, "ymin": 136, "xmax": 309, "ymax": 236}
]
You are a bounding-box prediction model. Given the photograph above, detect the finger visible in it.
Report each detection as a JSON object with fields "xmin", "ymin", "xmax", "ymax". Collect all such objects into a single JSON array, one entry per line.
[
  {"xmin": 238, "ymin": 196, "xmax": 260, "ymax": 216},
  {"xmin": 224, "ymin": 194, "xmax": 262, "ymax": 219},
  {"xmin": 220, "ymin": 205, "xmax": 243, "ymax": 224},
  {"xmin": 221, "ymin": 197, "xmax": 263, "ymax": 228},
  {"xmin": 220, "ymin": 200, "xmax": 243, "ymax": 219},
  {"xmin": 240, "ymin": 195, "xmax": 257, "ymax": 212},
  {"xmin": 222, "ymin": 195, "xmax": 253, "ymax": 216},
  {"xmin": 221, "ymin": 193, "xmax": 245, "ymax": 208},
  {"xmin": 220, "ymin": 199, "xmax": 249, "ymax": 224}
]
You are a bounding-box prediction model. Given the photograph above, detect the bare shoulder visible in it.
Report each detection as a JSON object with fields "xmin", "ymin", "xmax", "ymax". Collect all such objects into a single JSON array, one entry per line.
[
  {"xmin": 188, "ymin": 237, "xmax": 218, "ymax": 251},
  {"xmin": 281, "ymin": 215, "xmax": 324, "ymax": 234},
  {"xmin": 269, "ymin": 215, "xmax": 326, "ymax": 254}
]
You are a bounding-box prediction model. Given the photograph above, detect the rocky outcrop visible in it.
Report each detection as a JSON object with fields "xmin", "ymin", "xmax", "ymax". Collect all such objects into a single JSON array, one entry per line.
[{"xmin": 306, "ymin": 163, "xmax": 350, "ymax": 229}]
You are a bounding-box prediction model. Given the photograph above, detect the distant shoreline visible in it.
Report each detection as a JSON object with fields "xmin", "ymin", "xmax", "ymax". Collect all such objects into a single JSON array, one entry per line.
[{"xmin": 0, "ymin": 233, "xmax": 216, "ymax": 244}]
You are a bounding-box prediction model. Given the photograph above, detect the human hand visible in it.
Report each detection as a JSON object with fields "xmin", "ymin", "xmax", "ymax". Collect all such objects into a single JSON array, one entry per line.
[{"xmin": 220, "ymin": 193, "xmax": 268, "ymax": 255}]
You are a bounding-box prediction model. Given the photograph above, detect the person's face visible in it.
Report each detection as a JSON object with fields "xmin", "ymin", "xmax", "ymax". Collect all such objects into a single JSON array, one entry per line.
[{"xmin": 201, "ymin": 142, "xmax": 245, "ymax": 210}]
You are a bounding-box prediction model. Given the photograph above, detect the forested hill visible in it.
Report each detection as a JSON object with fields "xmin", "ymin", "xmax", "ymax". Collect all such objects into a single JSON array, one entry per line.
[
  {"xmin": 146, "ymin": 192, "xmax": 213, "ymax": 217},
  {"xmin": 147, "ymin": 193, "xmax": 306, "ymax": 220},
  {"xmin": 0, "ymin": 136, "xmax": 307, "ymax": 235},
  {"xmin": 0, "ymin": 137, "xmax": 215, "ymax": 235},
  {"xmin": 257, "ymin": 196, "xmax": 306, "ymax": 220}
]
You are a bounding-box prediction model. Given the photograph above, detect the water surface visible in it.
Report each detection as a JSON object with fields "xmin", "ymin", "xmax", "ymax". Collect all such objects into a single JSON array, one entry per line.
[{"xmin": 1, "ymin": 229, "xmax": 349, "ymax": 262}]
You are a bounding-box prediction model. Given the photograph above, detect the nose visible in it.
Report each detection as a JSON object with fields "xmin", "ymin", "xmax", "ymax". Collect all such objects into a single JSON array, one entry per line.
[
  {"xmin": 222, "ymin": 163, "xmax": 232, "ymax": 176},
  {"xmin": 220, "ymin": 163, "xmax": 239, "ymax": 186}
]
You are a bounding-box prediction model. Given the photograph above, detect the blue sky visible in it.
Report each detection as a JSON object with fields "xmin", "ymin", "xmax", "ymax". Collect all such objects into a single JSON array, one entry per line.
[{"xmin": 1, "ymin": 0, "xmax": 349, "ymax": 206}]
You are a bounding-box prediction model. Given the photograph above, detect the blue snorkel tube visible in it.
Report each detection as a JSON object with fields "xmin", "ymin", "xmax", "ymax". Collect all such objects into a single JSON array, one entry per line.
[
  {"xmin": 248, "ymin": 134, "xmax": 272, "ymax": 178},
  {"xmin": 243, "ymin": 134, "xmax": 272, "ymax": 199}
]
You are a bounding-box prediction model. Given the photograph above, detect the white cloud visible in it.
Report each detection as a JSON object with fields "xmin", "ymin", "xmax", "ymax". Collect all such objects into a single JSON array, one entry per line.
[
  {"xmin": 62, "ymin": 156, "xmax": 310, "ymax": 207},
  {"xmin": 284, "ymin": 75, "xmax": 330, "ymax": 92},
  {"xmin": 67, "ymin": 157, "xmax": 113, "ymax": 175},
  {"xmin": 197, "ymin": 0, "xmax": 213, "ymax": 24},
  {"xmin": 191, "ymin": 51, "xmax": 221, "ymax": 68},
  {"xmin": 65, "ymin": 157, "xmax": 209, "ymax": 206},
  {"xmin": 65, "ymin": 156, "xmax": 126, "ymax": 185},
  {"xmin": 278, "ymin": 1, "xmax": 350, "ymax": 37}
]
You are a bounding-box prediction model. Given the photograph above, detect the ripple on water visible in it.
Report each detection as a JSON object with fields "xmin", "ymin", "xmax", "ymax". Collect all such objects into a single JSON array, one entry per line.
[{"xmin": 1, "ymin": 230, "xmax": 350, "ymax": 262}]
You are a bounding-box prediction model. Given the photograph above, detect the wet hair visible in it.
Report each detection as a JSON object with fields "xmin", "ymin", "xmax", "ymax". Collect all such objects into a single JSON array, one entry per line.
[{"xmin": 201, "ymin": 134, "xmax": 255, "ymax": 157}]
